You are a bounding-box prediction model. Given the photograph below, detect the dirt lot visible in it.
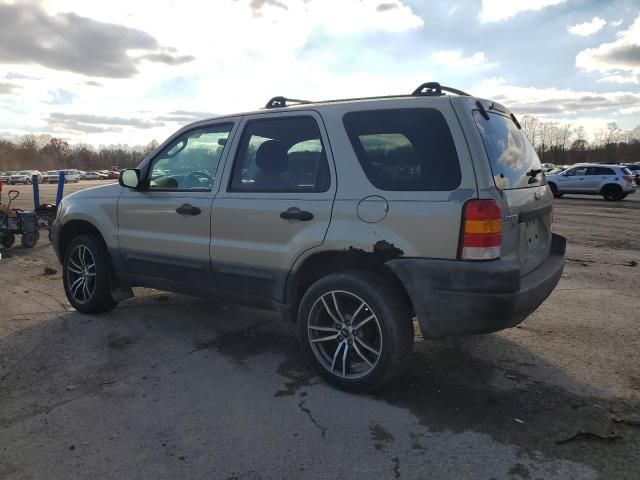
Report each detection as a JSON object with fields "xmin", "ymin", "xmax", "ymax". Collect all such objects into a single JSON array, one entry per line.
[{"xmin": 0, "ymin": 186, "xmax": 639, "ymax": 480}]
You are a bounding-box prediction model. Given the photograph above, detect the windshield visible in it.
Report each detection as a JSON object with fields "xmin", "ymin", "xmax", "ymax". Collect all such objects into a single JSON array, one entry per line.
[{"xmin": 473, "ymin": 111, "xmax": 545, "ymax": 189}]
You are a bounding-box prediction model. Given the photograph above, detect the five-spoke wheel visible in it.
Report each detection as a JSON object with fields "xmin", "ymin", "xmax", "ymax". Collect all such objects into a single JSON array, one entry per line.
[{"xmin": 66, "ymin": 244, "xmax": 96, "ymax": 303}]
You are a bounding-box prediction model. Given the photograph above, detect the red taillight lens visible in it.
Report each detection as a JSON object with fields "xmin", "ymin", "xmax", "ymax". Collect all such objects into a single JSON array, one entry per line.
[
  {"xmin": 623, "ymin": 175, "xmax": 633, "ymax": 183},
  {"xmin": 459, "ymin": 199, "xmax": 502, "ymax": 260}
]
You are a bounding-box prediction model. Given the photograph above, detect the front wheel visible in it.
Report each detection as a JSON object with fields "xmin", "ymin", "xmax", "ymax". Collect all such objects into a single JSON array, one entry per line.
[
  {"xmin": 21, "ymin": 231, "xmax": 38, "ymax": 248},
  {"xmin": 62, "ymin": 234, "xmax": 118, "ymax": 313},
  {"xmin": 297, "ymin": 270, "xmax": 413, "ymax": 392},
  {"xmin": 549, "ymin": 183, "xmax": 562, "ymax": 198},
  {"xmin": 1, "ymin": 234, "xmax": 15, "ymax": 248}
]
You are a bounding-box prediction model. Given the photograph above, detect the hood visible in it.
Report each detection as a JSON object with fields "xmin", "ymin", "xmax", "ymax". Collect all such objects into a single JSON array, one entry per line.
[{"xmin": 64, "ymin": 182, "xmax": 121, "ymax": 200}]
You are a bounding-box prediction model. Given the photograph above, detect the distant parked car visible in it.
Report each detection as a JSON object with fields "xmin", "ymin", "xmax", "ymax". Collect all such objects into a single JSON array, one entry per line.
[
  {"xmin": 622, "ymin": 163, "xmax": 640, "ymax": 185},
  {"xmin": 106, "ymin": 170, "xmax": 120, "ymax": 179},
  {"xmin": 546, "ymin": 165, "xmax": 569, "ymax": 175},
  {"xmin": 0, "ymin": 171, "xmax": 13, "ymax": 183},
  {"xmin": 541, "ymin": 163, "xmax": 555, "ymax": 172},
  {"xmin": 9, "ymin": 170, "xmax": 42, "ymax": 184},
  {"xmin": 81, "ymin": 171, "xmax": 108, "ymax": 180},
  {"xmin": 43, "ymin": 169, "xmax": 80, "ymax": 183},
  {"xmin": 546, "ymin": 163, "xmax": 636, "ymax": 201}
]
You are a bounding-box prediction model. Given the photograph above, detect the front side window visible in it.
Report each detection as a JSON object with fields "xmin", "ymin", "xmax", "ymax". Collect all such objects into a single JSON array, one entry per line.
[
  {"xmin": 149, "ymin": 123, "xmax": 233, "ymax": 191},
  {"xmin": 566, "ymin": 167, "xmax": 587, "ymax": 176},
  {"xmin": 343, "ymin": 108, "xmax": 461, "ymax": 191},
  {"xmin": 229, "ymin": 116, "xmax": 330, "ymax": 192}
]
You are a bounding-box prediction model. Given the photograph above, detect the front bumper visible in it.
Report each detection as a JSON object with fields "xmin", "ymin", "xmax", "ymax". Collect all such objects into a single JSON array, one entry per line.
[{"xmin": 386, "ymin": 233, "xmax": 566, "ymax": 339}]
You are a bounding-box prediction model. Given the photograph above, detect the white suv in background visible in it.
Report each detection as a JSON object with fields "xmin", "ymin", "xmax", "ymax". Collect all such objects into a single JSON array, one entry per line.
[
  {"xmin": 9, "ymin": 170, "xmax": 42, "ymax": 184},
  {"xmin": 546, "ymin": 164, "xmax": 636, "ymax": 201}
]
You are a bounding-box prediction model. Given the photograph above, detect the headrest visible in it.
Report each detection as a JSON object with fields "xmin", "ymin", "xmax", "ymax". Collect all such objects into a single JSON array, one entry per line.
[{"xmin": 255, "ymin": 140, "xmax": 288, "ymax": 174}]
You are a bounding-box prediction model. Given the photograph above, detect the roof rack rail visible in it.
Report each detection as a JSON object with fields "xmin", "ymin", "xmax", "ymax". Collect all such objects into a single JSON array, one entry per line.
[
  {"xmin": 412, "ymin": 82, "xmax": 471, "ymax": 97},
  {"xmin": 264, "ymin": 96, "xmax": 312, "ymax": 109}
]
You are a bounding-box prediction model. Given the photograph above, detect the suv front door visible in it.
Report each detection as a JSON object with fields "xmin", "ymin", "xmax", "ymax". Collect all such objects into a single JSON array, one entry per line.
[
  {"xmin": 558, "ymin": 166, "xmax": 588, "ymax": 192},
  {"xmin": 211, "ymin": 111, "xmax": 336, "ymax": 301},
  {"xmin": 117, "ymin": 120, "xmax": 238, "ymax": 285}
]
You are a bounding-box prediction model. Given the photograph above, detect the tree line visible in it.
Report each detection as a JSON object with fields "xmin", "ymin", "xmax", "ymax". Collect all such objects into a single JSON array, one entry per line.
[
  {"xmin": 1, "ymin": 116, "xmax": 640, "ymax": 173},
  {"xmin": 0, "ymin": 134, "xmax": 159, "ymax": 172},
  {"xmin": 520, "ymin": 116, "xmax": 640, "ymax": 165}
]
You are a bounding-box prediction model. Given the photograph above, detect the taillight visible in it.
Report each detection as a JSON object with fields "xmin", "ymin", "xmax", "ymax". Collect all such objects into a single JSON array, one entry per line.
[
  {"xmin": 459, "ymin": 199, "xmax": 502, "ymax": 260},
  {"xmin": 623, "ymin": 175, "xmax": 633, "ymax": 183}
]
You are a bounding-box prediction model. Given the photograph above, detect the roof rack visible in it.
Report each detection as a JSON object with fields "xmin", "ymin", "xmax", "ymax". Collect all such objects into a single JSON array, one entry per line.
[
  {"xmin": 263, "ymin": 82, "xmax": 470, "ymax": 109},
  {"xmin": 412, "ymin": 82, "xmax": 471, "ymax": 97},
  {"xmin": 265, "ymin": 96, "xmax": 312, "ymax": 109}
]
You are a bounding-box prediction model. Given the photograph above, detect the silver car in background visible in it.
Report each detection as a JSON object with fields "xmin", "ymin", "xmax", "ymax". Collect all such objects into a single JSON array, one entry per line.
[{"xmin": 546, "ymin": 163, "xmax": 636, "ymax": 201}]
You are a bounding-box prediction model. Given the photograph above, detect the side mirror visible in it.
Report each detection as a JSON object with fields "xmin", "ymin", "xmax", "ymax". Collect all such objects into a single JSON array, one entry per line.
[{"xmin": 119, "ymin": 169, "xmax": 141, "ymax": 189}]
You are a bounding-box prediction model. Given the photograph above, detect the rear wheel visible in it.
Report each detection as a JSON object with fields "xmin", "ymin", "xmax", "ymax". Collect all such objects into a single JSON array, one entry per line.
[
  {"xmin": 62, "ymin": 234, "xmax": 117, "ymax": 313},
  {"xmin": 297, "ymin": 270, "xmax": 413, "ymax": 392},
  {"xmin": 21, "ymin": 231, "xmax": 38, "ymax": 248},
  {"xmin": 602, "ymin": 184, "xmax": 624, "ymax": 201}
]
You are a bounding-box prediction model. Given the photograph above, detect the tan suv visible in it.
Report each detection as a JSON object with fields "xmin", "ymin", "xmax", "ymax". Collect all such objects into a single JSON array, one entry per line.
[{"xmin": 52, "ymin": 82, "xmax": 566, "ymax": 391}]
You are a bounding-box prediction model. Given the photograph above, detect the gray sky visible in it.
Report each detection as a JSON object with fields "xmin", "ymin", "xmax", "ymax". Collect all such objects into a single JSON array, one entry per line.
[{"xmin": 0, "ymin": 0, "xmax": 639, "ymax": 145}]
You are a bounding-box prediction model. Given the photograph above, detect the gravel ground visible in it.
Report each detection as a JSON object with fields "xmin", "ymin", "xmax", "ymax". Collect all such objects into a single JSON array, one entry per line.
[{"xmin": 0, "ymin": 188, "xmax": 638, "ymax": 480}]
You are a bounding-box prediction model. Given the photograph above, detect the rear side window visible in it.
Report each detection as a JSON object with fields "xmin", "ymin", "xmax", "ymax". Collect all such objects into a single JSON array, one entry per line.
[
  {"xmin": 473, "ymin": 111, "xmax": 544, "ymax": 189},
  {"xmin": 589, "ymin": 167, "xmax": 614, "ymax": 175},
  {"xmin": 343, "ymin": 108, "xmax": 461, "ymax": 191}
]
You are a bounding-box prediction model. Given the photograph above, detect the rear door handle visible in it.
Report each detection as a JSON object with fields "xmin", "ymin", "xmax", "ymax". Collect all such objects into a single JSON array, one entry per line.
[
  {"xmin": 280, "ymin": 207, "xmax": 314, "ymax": 221},
  {"xmin": 176, "ymin": 204, "xmax": 201, "ymax": 215}
]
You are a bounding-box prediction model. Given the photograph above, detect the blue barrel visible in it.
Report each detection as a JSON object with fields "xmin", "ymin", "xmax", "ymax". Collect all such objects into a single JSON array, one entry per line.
[{"xmin": 32, "ymin": 174, "xmax": 39, "ymax": 208}]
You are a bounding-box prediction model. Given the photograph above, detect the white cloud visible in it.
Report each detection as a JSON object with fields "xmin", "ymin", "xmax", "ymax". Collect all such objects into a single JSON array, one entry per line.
[
  {"xmin": 431, "ymin": 50, "xmax": 495, "ymax": 70},
  {"xmin": 610, "ymin": 19, "xmax": 623, "ymax": 27},
  {"xmin": 567, "ymin": 16, "xmax": 606, "ymax": 36},
  {"xmin": 473, "ymin": 77, "xmax": 640, "ymax": 118},
  {"xmin": 576, "ymin": 14, "xmax": 640, "ymax": 84},
  {"xmin": 597, "ymin": 74, "xmax": 639, "ymax": 84},
  {"xmin": 479, "ymin": 0, "xmax": 566, "ymax": 23}
]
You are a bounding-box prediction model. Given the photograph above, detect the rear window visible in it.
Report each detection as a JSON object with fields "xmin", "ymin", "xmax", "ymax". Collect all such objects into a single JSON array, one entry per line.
[
  {"xmin": 622, "ymin": 167, "xmax": 632, "ymax": 175},
  {"xmin": 343, "ymin": 108, "xmax": 461, "ymax": 191},
  {"xmin": 473, "ymin": 111, "xmax": 544, "ymax": 190},
  {"xmin": 590, "ymin": 167, "xmax": 614, "ymax": 175}
]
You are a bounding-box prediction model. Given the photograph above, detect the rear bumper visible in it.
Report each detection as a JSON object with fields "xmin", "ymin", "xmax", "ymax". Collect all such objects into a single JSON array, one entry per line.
[{"xmin": 386, "ymin": 234, "xmax": 566, "ymax": 339}]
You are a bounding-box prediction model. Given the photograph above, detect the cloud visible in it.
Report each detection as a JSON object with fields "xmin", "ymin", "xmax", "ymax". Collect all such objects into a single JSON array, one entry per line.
[
  {"xmin": 479, "ymin": 0, "xmax": 566, "ymax": 22},
  {"xmin": 597, "ymin": 74, "xmax": 639, "ymax": 84},
  {"xmin": 474, "ymin": 78, "xmax": 640, "ymax": 116},
  {"xmin": 47, "ymin": 112, "xmax": 165, "ymax": 134},
  {"xmin": 0, "ymin": 2, "xmax": 193, "ymax": 78},
  {"xmin": 376, "ymin": 2, "xmax": 398, "ymax": 12},
  {"xmin": 137, "ymin": 53, "xmax": 196, "ymax": 66},
  {"xmin": 432, "ymin": 50, "xmax": 495, "ymax": 70},
  {"xmin": 576, "ymin": 14, "xmax": 640, "ymax": 83},
  {"xmin": 156, "ymin": 110, "xmax": 216, "ymax": 123},
  {"xmin": 610, "ymin": 19, "xmax": 623, "ymax": 28},
  {"xmin": 568, "ymin": 16, "xmax": 606, "ymax": 36},
  {"xmin": 0, "ymin": 82, "xmax": 21, "ymax": 95}
]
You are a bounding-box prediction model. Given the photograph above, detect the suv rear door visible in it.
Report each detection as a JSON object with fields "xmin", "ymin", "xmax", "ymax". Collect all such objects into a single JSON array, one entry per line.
[
  {"xmin": 210, "ymin": 111, "xmax": 336, "ymax": 301},
  {"xmin": 559, "ymin": 166, "xmax": 589, "ymax": 192},
  {"xmin": 464, "ymin": 101, "xmax": 553, "ymax": 275}
]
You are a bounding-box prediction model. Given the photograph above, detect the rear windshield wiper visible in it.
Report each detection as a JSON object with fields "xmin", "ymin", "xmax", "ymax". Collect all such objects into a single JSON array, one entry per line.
[{"xmin": 526, "ymin": 168, "xmax": 543, "ymax": 184}]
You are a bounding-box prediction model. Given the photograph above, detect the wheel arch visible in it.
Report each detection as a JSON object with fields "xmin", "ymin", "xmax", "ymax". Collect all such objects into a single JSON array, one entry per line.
[
  {"xmin": 58, "ymin": 219, "xmax": 107, "ymax": 261},
  {"xmin": 285, "ymin": 249, "xmax": 414, "ymax": 322}
]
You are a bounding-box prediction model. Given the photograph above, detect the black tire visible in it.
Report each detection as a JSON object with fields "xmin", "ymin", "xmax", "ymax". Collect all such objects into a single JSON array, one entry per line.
[
  {"xmin": 297, "ymin": 270, "xmax": 413, "ymax": 392},
  {"xmin": 62, "ymin": 234, "xmax": 117, "ymax": 313},
  {"xmin": 1, "ymin": 234, "xmax": 15, "ymax": 248},
  {"xmin": 48, "ymin": 229, "xmax": 53, "ymax": 242},
  {"xmin": 548, "ymin": 183, "xmax": 562, "ymax": 198},
  {"xmin": 20, "ymin": 231, "xmax": 38, "ymax": 248},
  {"xmin": 602, "ymin": 184, "xmax": 624, "ymax": 201}
]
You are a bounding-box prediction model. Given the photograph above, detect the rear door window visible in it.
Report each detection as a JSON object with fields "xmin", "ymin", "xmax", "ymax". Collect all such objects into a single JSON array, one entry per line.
[
  {"xmin": 343, "ymin": 108, "xmax": 461, "ymax": 191},
  {"xmin": 588, "ymin": 167, "xmax": 614, "ymax": 176},
  {"xmin": 473, "ymin": 111, "xmax": 544, "ymax": 189}
]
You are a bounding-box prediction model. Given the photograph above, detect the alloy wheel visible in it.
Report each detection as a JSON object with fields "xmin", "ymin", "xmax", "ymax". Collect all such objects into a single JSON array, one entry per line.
[
  {"xmin": 307, "ymin": 290, "xmax": 383, "ymax": 379},
  {"xmin": 66, "ymin": 244, "xmax": 97, "ymax": 303}
]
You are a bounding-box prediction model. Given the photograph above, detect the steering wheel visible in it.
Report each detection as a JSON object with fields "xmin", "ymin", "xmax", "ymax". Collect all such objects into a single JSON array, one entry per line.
[{"xmin": 183, "ymin": 171, "xmax": 213, "ymax": 189}]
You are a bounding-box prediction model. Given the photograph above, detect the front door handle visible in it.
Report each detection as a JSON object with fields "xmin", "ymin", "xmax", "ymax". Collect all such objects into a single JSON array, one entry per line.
[
  {"xmin": 176, "ymin": 204, "xmax": 201, "ymax": 215},
  {"xmin": 280, "ymin": 207, "xmax": 314, "ymax": 221}
]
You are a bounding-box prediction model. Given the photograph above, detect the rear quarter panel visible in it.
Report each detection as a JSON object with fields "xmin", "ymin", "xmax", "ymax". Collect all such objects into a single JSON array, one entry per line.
[{"xmin": 297, "ymin": 97, "xmax": 478, "ymax": 262}]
